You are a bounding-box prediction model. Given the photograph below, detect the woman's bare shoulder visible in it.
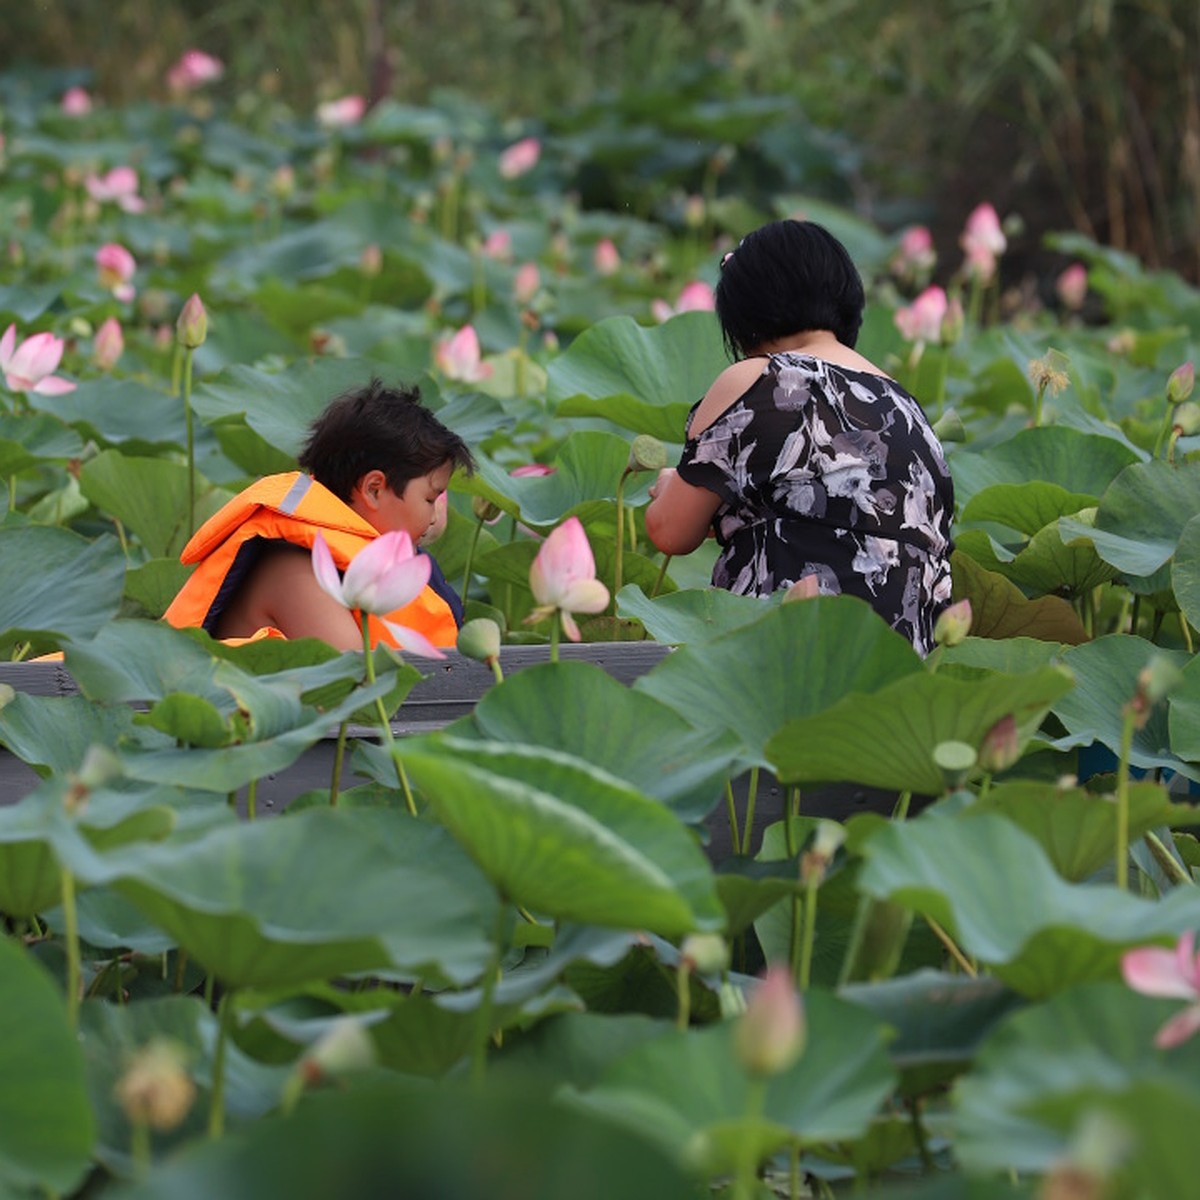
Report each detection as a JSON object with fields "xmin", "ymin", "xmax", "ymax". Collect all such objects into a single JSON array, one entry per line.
[{"xmin": 687, "ymin": 357, "xmax": 769, "ymax": 438}]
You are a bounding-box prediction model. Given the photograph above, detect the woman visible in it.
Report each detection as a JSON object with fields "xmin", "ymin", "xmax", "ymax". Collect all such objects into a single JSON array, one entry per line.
[{"xmin": 645, "ymin": 219, "xmax": 954, "ymax": 655}]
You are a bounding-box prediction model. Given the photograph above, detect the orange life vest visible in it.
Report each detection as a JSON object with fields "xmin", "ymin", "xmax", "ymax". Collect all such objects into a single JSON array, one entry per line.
[{"xmin": 162, "ymin": 472, "xmax": 459, "ymax": 649}]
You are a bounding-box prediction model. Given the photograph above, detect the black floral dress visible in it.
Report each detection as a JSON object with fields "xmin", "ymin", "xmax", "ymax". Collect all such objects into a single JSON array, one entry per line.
[{"xmin": 676, "ymin": 352, "xmax": 954, "ymax": 655}]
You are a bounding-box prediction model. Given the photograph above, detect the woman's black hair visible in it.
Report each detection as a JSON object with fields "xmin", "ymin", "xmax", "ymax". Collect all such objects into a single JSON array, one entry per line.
[
  {"xmin": 298, "ymin": 378, "xmax": 474, "ymax": 501},
  {"xmin": 714, "ymin": 220, "xmax": 866, "ymax": 357}
]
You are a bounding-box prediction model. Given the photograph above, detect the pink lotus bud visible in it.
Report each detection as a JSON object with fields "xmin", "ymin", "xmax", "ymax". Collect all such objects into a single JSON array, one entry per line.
[
  {"xmin": 498, "ymin": 137, "xmax": 540, "ymax": 179},
  {"xmin": 894, "ymin": 285, "xmax": 948, "ymax": 344},
  {"xmin": 482, "ymin": 230, "xmax": 512, "ymax": 260},
  {"xmin": 892, "ymin": 225, "xmax": 936, "ymax": 279},
  {"xmin": 593, "ymin": 238, "xmax": 620, "ymax": 276},
  {"xmin": 676, "ymin": 281, "xmax": 715, "ymax": 312},
  {"xmin": 359, "ymin": 244, "xmax": 382, "ymax": 277},
  {"xmin": 1056, "ymin": 263, "xmax": 1088, "ymax": 311},
  {"xmin": 0, "ymin": 324, "xmax": 76, "ymax": 395},
  {"xmin": 317, "ymin": 95, "xmax": 366, "ymax": 128},
  {"xmin": 977, "ymin": 714, "xmax": 1020, "ymax": 774},
  {"xmin": 434, "ymin": 325, "xmax": 492, "ymax": 383},
  {"xmin": 509, "ymin": 463, "xmax": 556, "ymax": 478},
  {"xmin": 1167, "ymin": 362, "xmax": 1195, "ymax": 406},
  {"xmin": 959, "ymin": 203, "xmax": 1006, "ymax": 283},
  {"xmin": 513, "ymin": 262, "xmax": 540, "ymax": 306},
  {"xmin": 61, "ymin": 87, "xmax": 92, "ymax": 116},
  {"xmin": 526, "ymin": 516, "xmax": 610, "ymax": 642},
  {"xmin": 269, "ymin": 164, "xmax": 296, "ymax": 200},
  {"xmin": 93, "ymin": 317, "xmax": 124, "ymax": 371},
  {"xmin": 933, "ymin": 598, "xmax": 972, "ymax": 647},
  {"xmin": 166, "ymin": 49, "xmax": 224, "ymax": 93},
  {"xmin": 683, "ymin": 195, "xmax": 706, "ymax": 229},
  {"xmin": 175, "ymin": 293, "xmax": 208, "ymax": 349},
  {"xmin": 95, "ymin": 242, "xmax": 136, "ymax": 302},
  {"xmin": 735, "ymin": 964, "xmax": 806, "ymax": 1076}
]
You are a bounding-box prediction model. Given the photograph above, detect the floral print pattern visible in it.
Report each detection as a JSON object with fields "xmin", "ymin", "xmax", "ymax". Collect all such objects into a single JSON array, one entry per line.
[{"xmin": 676, "ymin": 352, "xmax": 954, "ymax": 654}]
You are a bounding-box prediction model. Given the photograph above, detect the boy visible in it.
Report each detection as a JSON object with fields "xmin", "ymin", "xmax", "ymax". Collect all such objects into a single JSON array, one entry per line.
[{"xmin": 164, "ymin": 378, "xmax": 474, "ymax": 651}]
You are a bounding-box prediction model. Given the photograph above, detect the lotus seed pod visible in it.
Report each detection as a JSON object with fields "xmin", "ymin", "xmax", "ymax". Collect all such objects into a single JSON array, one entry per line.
[
  {"xmin": 933, "ymin": 740, "xmax": 977, "ymax": 790},
  {"xmin": 1173, "ymin": 401, "xmax": 1200, "ymax": 436},
  {"xmin": 931, "ymin": 407, "xmax": 966, "ymax": 443},
  {"xmin": 627, "ymin": 435, "xmax": 668, "ymax": 473},
  {"xmin": 457, "ymin": 618, "xmax": 502, "ymax": 664},
  {"xmin": 680, "ymin": 932, "xmax": 729, "ymax": 975}
]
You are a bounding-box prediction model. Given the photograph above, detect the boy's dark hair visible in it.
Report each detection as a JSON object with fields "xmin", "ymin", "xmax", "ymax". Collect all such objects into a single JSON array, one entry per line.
[
  {"xmin": 298, "ymin": 378, "xmax": 475, "ymax": 501},
  {"xmin": 715, "ymin": 219, "xmax": 866, "ymax": 357}
]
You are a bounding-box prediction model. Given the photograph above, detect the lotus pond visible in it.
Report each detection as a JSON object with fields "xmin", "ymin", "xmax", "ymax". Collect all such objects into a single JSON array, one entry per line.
[{"xmin": 2, "ymin": 60, "xmax": 1200, "ymax": 1200}]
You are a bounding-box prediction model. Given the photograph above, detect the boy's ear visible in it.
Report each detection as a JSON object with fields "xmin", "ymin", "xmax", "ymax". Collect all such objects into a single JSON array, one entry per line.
[{"xmin": 353, "ymin": 468, "xmax": 388, "ymax": 510}]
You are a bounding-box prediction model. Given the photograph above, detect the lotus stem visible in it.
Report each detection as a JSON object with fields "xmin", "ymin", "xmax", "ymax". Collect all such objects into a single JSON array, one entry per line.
[
  {"xmin": 245, "ymin": 777, "xmax": 257, "ymax": 821},
  {"xmin": 613, "ymin": 468, "xmax": 629, "ymax": 608},
  {"xmin": 549, "ymin": 612, "xmax": 561, "ymax": 664},
  {"xmin": 361, "ymin": 612, "xmax": 417, "ymax": 817},
  {"xmin": 908, "ymin": 1097, "xmax": 935, "ymax": 1171},
  {"xmin": 675, "ymin": 960, "xmax": 692, "ymax": 1031},
  {"xmin": 733, "ymin": 1077, "xmax": 768, "ymax": 1200},
  {"xmin": 460, "ymin": 516, "xmax": 485, "ymax": 600},
  {"xmin": 797, "ymin": 872, "xmax": 819, "ymax": 991},
  {"xmin": 208, "ymin": 989, "xmax": 235, "ymax": 1138},
  {"xmin": 471, "ymin": 901, "xmax": 509, "ymax": 1087},
  {"xmin": 182, "ymin": 346, "xmax": 196, "ymax": 539},
  {"xmin": 838, "ymin": 896, "xmax": 871, "ymax": 987},
  {"xmin": 130, "ymin": 1118, "xmax": 151, "ymax": 1179},
  {"xmin": 1144, "ymin": 830, "xmax": 1194, "ymax": 887},
  {"xmin": 724, "ymin": 779, "xmax": 741, "ymax": 857},
  {"xmin": 651, "ymin": 555, "xmax": 672, "ymax": 599},
  {"xmin": 892, "ymin": 791, "xmax": 913, "ymax": 821},
  {"xmin": 61, "ymin": 866, "xmax": 81, "ymax": 1028},
  {"xmin": 1180, "ymin": 613, "xmax": 1194, "ymax": 654},
  {"xmin": 926, "ymin": 916, "xmax": 975, "ymax": 976},
  {"xmin": 1116, "ymin": 703, "xmax": 1136, "ymax": 890},
  {"xmin": 329, "ymin": 719, "xmax": 349, "ymax": 806},
  {"xmin": 740, "ymin": 767, "xmax": 760, "ymax": 855}
]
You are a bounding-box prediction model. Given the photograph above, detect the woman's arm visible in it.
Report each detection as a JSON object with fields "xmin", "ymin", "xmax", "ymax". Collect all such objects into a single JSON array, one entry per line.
[{"xmin": 645, "ymin": 467, "xmax": 722, "ymax": 556}]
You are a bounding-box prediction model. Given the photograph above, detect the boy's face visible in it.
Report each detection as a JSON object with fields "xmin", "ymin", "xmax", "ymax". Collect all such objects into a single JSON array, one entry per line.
[{"xmin": 374, "ymin": 460, "xmax": 453, "ymax": 543}]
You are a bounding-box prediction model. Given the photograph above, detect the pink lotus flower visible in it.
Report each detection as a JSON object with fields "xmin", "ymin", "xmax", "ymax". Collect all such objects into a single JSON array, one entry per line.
[
  {"xmin": 61, "ymin": 87, "xmax": 92, "ymax": 116},
  {"xmin": 527, "ymin": 516, "xmax": 610, "ymax": 642},
  {"xmin": 960, "ymin": 203, "xmax": 1007, "ymax": 283},
  {"xmin": 892, "ymin": 225, "xmax": 936, "ymax": 279},
  {"xmin": 513, "ymin": 263, "xmax": 540, "ymax": 306},
  {"xmin": 593, "ymin": 238, "xmax": 620, "ymax": 276},
  {"xmin": 0, "ymin": 324, "xmax": 75, "ymax": 395},
  {"xmin": 498, "ymin": 137, "xmax": 540, "ymax": 180},
  {"xmin": 895, "ymin": 285, "xmax": 949, "ymax": 344},
  {"xmin": 652, "ymin": 280, "xmax": 716, "ymax": 323},
  {"xmin": 735, "ymin": 964, "xmax": 807, "ymax": 1076},
  {"xmin": 1121, "ymin": 932, "xmax": 1200, "ymax": 1048},
  {"xmin": 482, "ymin": 230, "xmax": 512, "ymax": 260},
  {"xmin": 85, "ymin": 166, "xmax": 145, "ymax": 214},
  {"xmin": 510, "ymin": 463, "xmax": 556, "ymax": 478},
  {"xmin": 312, "ymin": 531, "xmax": 444, "ymax": 658},
  {"xmin": 93, "ymin": 317, "xmax": 124, "ymax": 371},
  {"xmin": 1056, "ymin": 263, "xmax": 1088, "ymax": 311},
  {"xmin": 166, "ymin": 49, "xmax": 224, "ymax": 93},
  {"xmin": 316, "ymin": 95, "xmax": 366, "ymax": 128},
  {"xmin": 95, "ymin": 242, "xmax": 136, "ymax": 302},
  {"xmin": 434, "ymin": 325, "xmax": 492, "ymax": 383}
]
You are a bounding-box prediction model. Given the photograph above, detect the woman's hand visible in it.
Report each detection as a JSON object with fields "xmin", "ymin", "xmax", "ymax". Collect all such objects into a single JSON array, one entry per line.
[
  {"xmin": 647, "ymin": 467, "xmax": 677, "ymax": 502},
  {"xmin": 645, "ymin": 466, "xmax": 721, "ymax": 556}
]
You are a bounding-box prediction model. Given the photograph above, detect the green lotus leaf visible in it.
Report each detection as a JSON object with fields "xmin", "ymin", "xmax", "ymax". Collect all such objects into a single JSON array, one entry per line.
[
  {"xmin": 455, "ymin": 660, "xmax": 736, "ymax": 823},
  {"xmin": 943, "ymin": 635, "xmax": 1068, "ymax": 673},
  {"xmin": 124, "ymin": 558, "xmax": 195, "ymax": 619},
  {"xmin": 969, "ymin": 779, "xmax": 1198, "ymax": 882},
  {"xmin": 954, "ymin": 982, "xmax": 1200, "ymax": 1182},
  {"xmin": 78, "ymin": 451, "xmax": 232, "ymax": 560},
  {"xmin": 1049, "ymin": 635, "xmax": 1198, "ymax": 781},
  {"xmin": 1058, "ymin": 459, "xmax": 1200, "ymax": 576},
  {"xmin": 1171, "ymin": 511, "xmax": 1200, "ymax": 634},
  {"xmin": 767, "ymin": 664, "xmax": 1074, "ymax": 795},
  {"xmin": 0, "ymin": 527, "xmax": 126, "ymax": 654},
  {"xmin": 858, "ymin": 809, "xmax": 1200, "ymax": 997},
  {"xmin": 116, "ymin": 1076, "xmax": 699, "ymax": 1200},
  {"xmin": 636, "ymin": 596, "xmax": 921, "ymax": 767},
  {"xmin": 576, "ymin": 990, "xmax": 894, "ymax": 1172},
  {"xmin": 0, "ymin": 411, "xmax": 84, "ymax": 475},
  {"xmin": 0, "ymin": 937, "xmax": 95, "ymax": 1195},
  {"xmin": 79, "ymin": 808, "xmax": 497, "ymax": 989},
  {"xmin": 998, "ymin": 514, "xmax": 1122, "ymax": 599},
  {"xmin": 36, "ymin": 379, "xmax": 186, "ymax": 449},
  {"xmin": 616, "ymin": 584, "xmax": 784, "ymax": 644},
  {"xmin": 950, "ymin": 425, "xmax": 1140, "ymax": 507},
  {"xmin": 400, "ymin": 736, "xmax": 724, "ymax": 937},
  {"xmin": 950, "ymin": 551, "xmax": 1089, "ymax": 643},
  {"xmin": 960, "ymin": 481, "xmax": 1101, "ymax": 536},
  {"xmin": 714, "ymin": 856, "xmax": 804, "ymax": 938},
  {"xmin": 547, "ymin": 311, "xmax": 727, "ymax": 434}
]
